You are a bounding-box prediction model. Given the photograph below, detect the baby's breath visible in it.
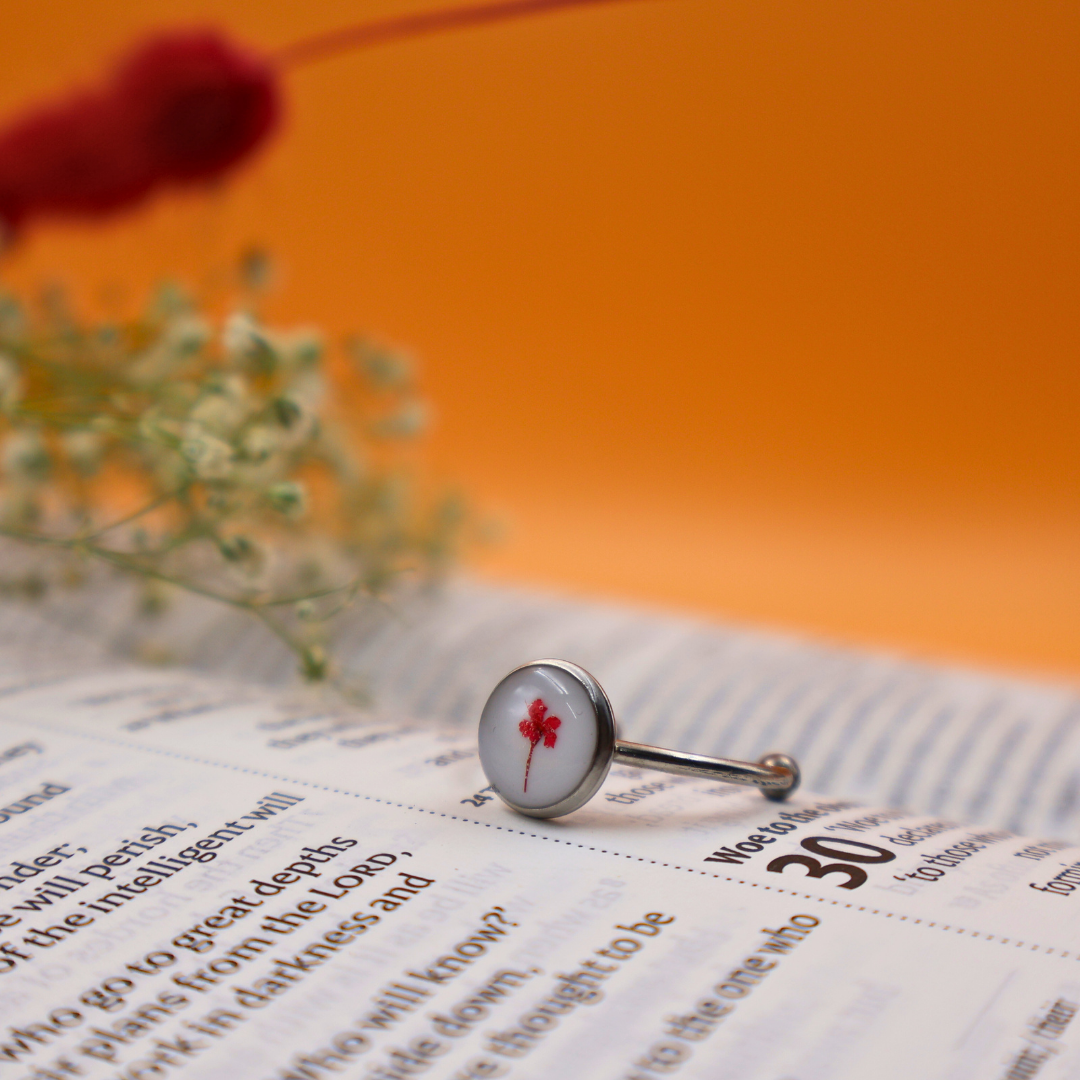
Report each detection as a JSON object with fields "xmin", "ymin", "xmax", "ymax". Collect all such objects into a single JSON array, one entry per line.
[{"xmin": 0, "ymin": 259, "xmax": 463, "ymax": 686}]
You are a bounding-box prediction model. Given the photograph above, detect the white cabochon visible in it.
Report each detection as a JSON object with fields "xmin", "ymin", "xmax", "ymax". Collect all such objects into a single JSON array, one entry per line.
[{"xmin": 479, "ymin": 664, "xmax": 600, "ymax": 811}]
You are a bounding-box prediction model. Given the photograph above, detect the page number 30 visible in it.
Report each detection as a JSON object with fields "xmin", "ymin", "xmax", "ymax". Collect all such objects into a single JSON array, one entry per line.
[{"xmin": 766, "ymin": 836, "xmax": 896, "ymax": 890}]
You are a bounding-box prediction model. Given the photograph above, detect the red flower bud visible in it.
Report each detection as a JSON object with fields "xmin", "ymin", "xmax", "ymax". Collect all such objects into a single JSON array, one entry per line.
[
  {"xmin": 0, "ymin": 88, "xmax": 149, "ymax": 233},
  {"xmin": 114, "ymin": 30, "xmax": 279, "ymax": 185},
  {"xmin": 0, "ymin": 28, "xmax": 280, "ymax": 240},
  {"xmin": 0, "ymin": 0, "xmax": 638, "ymax": 243}
]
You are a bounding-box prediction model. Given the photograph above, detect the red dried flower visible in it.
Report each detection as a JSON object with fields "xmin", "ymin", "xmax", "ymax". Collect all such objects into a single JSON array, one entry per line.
[
  {"xmin": 0, "ymin": 1, "xmax": 636, "ymax": 243},
  {"xmin": 519, "ymin": 697, "xmax": 561, "ymax": 792},
  {"xmin": 0, "ymin": 89, "xmax": 149, "ymax": 233},
  {"xmin": 0, "ymin": 29, "xmax": 280, "ymax": 240},
  {"xmin": 115, "ymin": 31, "xmax": 279, "ymax": 185}
]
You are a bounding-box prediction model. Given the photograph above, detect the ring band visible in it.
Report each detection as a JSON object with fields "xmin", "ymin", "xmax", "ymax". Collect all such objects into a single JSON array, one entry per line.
[
  {"xmin": 613, "ymin": 742, "xmax": 799, "ymax": 798},
  {"xmin": 478, "ymin": 658, "xmax": 800, "ymax": 819}
]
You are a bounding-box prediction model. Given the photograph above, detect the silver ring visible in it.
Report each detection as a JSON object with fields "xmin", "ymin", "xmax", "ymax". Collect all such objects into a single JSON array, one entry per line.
[{"xmin": 478, "ymin": 658, "xmax": 800, "ymax": 819}]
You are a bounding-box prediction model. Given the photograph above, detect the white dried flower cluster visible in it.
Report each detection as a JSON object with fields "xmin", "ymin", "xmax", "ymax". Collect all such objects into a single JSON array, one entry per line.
[{"xmin": 0, "ymin": 266, "xmax": 463, "ymax": 685}]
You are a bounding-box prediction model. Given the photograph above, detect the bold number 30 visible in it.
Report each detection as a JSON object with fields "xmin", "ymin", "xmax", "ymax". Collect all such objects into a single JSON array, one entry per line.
[{"xmin": 765, "ymin": 837, "xmax": 895, "ymax": 890}]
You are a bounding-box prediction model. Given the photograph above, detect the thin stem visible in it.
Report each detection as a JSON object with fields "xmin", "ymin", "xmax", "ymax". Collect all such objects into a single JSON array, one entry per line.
[
  {"xmin": 274, "ymin": 0, "xmax": 652, "ymax": 68},
  {"xmin": 83, "ymin": 545, "xmax": 262, "ymax": 614},
  {"xmin": 0, "ymin": 524, "xmax": 361, "ymax": 616},
  {"xmin": 101, "ymin": 546, "xmax": 324, "ymax": 671},
  {"xmin": 0, "ymin": 524, "xmax": 352, "ymax": 676},
  {"xmin": 249, "ymin": 604, "xmax": 311, "ymax": 659},
  {"xmin": 523, "ymin": 739, "xmax": 537, "ymax": 792},
  {"xmin": 77, "ymin": 488, "xmax": 183, "ymax": 541},
  {"xmin": 308, "ymin": 585, "xmax": 366, "ymax": 621},
  {"xmin": 1, "ymin": 526, "xmax": 274, "ymax": 615},
  {"xmin": 257, "ymin": 576, "xmax": 364, "ymax": 608}
]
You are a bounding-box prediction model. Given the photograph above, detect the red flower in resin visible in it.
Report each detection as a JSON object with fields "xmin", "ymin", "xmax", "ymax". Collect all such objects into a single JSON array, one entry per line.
[{"xmin": 518, "ymin": 698, "xmax": 561, "ymax": 793}]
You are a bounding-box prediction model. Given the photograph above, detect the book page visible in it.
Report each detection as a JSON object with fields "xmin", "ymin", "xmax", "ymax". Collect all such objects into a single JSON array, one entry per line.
[
  {"xmin": 7, "ymin": 576, "xmax": 1077, "ymax": 839},
  {"xmin": 1, "ymin": 663, "xmax": 1078, "ymax": 1079}
]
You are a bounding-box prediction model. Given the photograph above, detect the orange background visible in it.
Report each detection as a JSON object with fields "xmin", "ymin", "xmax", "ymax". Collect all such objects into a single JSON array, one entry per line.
[{"xmin": 2, "ymin": 0, "xmax": 1079, "ymax": 678}]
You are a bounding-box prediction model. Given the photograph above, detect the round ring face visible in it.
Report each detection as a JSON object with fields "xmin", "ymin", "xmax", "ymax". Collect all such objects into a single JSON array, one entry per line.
[{"xmin": 478, "ymin": 660, "xmax": 616, "ymax": 818}]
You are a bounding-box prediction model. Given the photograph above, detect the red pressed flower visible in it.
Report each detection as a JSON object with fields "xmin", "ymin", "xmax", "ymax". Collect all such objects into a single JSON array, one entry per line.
[
  {"xmin": 0, "ymin": 29, "xmax": 279, "ymax": 240},
  {"xmin": 519, "ymin": 697, "xmax": 561, "ymax": 792}
]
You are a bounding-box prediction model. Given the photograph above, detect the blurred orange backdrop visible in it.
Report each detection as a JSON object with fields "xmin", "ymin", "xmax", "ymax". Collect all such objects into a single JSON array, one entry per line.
[{"xmin": 1, "ymin": 0, "xmax": 1078, "ymax": 677}]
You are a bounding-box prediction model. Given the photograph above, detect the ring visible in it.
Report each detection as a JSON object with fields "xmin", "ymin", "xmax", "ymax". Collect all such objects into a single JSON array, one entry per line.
[{"xmin": 478, "ymin": 658, "xmax": 801, "ymax": 819}]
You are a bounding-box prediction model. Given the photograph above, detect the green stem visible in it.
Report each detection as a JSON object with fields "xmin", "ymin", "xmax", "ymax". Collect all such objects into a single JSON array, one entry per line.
[
  {"xmin": 0, "ymin": 525, "xmax": 340, "ymax": 676},
  {"xmin": 77, "ymin": 488, "xmax": 184, "ymax": 541},
  {"xmin": 248, "ymin": 605, "xmax": 312, "ymax": 661},
  {"xmin": 258, "ymin": 577, "xmax": 364, "ymax": 607}
]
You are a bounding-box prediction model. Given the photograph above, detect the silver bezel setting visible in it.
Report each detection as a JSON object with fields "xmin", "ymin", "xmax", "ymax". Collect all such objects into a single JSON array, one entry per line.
[{"xmin": 479, "ymin": 658, "xmax": 617, "ymax": 819}]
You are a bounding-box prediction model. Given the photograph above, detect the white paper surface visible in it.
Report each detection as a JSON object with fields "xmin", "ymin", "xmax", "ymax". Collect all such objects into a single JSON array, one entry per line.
[{"xmin": 1, "ymin": 666, "xmax": 1078, "ymax": 1079}]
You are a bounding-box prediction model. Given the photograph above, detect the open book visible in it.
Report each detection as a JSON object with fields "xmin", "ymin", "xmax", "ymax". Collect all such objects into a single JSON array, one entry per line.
[{"xmin": 0, "ymin": 580, "xmax": 1078, "ymax": 1078}]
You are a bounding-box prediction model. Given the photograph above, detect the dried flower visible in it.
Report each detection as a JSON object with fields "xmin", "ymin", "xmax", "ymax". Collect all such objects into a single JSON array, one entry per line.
[
  {"xmin": 0, "ymin": 1, "xmax": 640, "ymax": 243},
  {"xmin": 267, "ymin": 480, "xmax": 306, "ymax": 517},
  {"xmin": 0, "ymin": 29, "xmax": 279, "ymax": 240},
  {"xmin": 2, "ymin": 430, "xmax": 50, "ymax": 481},
  {"xmin": 180, "ymin": 423, "xmax": 235, "ymax": 479},
  {"xmin": 518, "ymin": 698, "xmax": 561, "ymax": 792},
  {"xmin": 0, "ymin": 256, "xmax": 463, "ymax": 683},
  {"xmin": 60, "ymin": 430, "xmax": 105, "ymax": 476}
]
